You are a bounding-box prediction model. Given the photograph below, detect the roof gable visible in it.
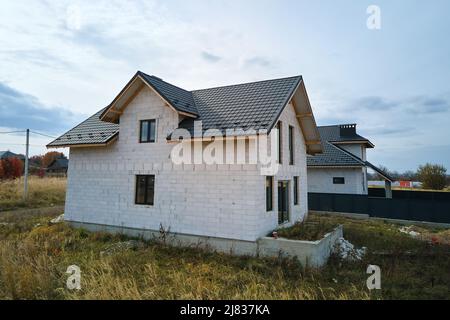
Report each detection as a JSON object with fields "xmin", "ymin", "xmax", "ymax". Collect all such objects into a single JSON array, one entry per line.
[{"xmin": 100, "ymin": 71, "xmax": 198, "ymax": 123}]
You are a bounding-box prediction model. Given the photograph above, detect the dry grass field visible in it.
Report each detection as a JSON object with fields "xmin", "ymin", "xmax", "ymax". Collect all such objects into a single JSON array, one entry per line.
[
  {"xmin": 0, "ymin": 207, "xmax": 448, "ymax": 300},
  {"xmin": 0, "ymin": 176, "xmax": 66, "ymax": 211}
]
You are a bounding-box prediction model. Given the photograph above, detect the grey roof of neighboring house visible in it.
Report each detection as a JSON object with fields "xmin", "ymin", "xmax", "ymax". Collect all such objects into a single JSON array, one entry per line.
[
  {"xmin": 47, "ymin": 158, "xmax": 69, "ymax": 170},
  {"xmin": 47, "ymin": 108, "xmax": 119, "ymax": 147},
  {"xmin": 317, "ymin": 124, "xmax": 371, "ymax": 143},
  {"xmin": 48, "ymin": 74, "xmax": 302, "ymax": 147},
  {"xmin": 307, "ymin": 125, "xmax": 369, "ymax": 167},
  {"xmin": 307, "ymin": 141, "xmax": 364, "ymax": 167},
  {"xmin": 0, "ymin": 150, "xmax": 25, "ymax": 160},
  {"xmin": 307, "ymin": 125, "xmax": 394, "ymax": 181}
]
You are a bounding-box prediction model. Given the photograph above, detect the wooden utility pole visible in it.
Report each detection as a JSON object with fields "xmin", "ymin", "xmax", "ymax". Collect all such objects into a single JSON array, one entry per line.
[{"xmin": 23, "ymin": 129, "xmax": 29, "ymax": 201}]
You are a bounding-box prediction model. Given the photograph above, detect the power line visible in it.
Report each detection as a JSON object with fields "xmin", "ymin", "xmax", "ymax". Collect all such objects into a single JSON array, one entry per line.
[
  {"xmin": 0, "ymin": 142, "xmax": 47, "ymax": 147},
  {"xmin": 30, "ymin": 130, "xmax": 57, "ymax": 139},
  {"xmin": 0, "ymin": 130, "xmax": 26, "ymax": 134},
  {"xmin": 0, "ymin": 130, "xmax": 57, "ymax": 139}
]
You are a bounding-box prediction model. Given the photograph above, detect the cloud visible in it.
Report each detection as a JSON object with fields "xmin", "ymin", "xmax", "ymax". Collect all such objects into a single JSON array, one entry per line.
[
  {"xmin": 201, "ymin": 51, "xmax": 222, "ymax": 63},
  {"xmin": 408, "ymin": 96, "xmax": 450, "ymax": 114},
  {"xmin": 341, "ymin": 95, "xmax": 450, "ymax": 118},
  {"xmin": 362, "ymin": 126, "xmax": 414, "ymax": 136},
  {"xmin": 243, "ymin": 56, "xmax": 272, "ymax": 68},
  {"xmin": 350, "ymin": 96, "xmax": 399, "ymax": 111},
  {"xmin": 0, "ymin": 82, "xmax": 83, "ymax": 134}
]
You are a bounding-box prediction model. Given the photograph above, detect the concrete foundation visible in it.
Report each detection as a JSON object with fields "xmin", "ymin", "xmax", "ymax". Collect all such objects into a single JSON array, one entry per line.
[{"xmin": 68, "ymin": 220, "xmax": 343, "ymax": 268}]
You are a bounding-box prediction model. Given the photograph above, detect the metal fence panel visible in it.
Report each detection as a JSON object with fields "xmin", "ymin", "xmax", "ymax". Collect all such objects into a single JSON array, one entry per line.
[{"xmin": 308, "ymin": 192, "xmax": 450, "ymax": 224}]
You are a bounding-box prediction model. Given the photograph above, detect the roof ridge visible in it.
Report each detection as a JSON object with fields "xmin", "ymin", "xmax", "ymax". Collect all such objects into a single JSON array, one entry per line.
[{"xmin": 191, "ymin": 75, "xmax": 302, "ymax": 92}]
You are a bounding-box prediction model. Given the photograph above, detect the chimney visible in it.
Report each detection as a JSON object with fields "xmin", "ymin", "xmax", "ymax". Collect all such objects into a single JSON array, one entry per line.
[{"xmin": 339, "ymin": 124, "xmax": 356, "ymax": 137}]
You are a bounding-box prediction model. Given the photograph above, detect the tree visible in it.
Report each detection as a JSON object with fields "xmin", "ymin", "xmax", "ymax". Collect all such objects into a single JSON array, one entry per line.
[
  {"xmin": 42, "ymin": 151, "xmax": 65, "ymax": 168},
  {"xmin": 0, "ymin": 158, "xmax": 23, "ymax": 179},
  {"xmin": 416, "ymin": 163, "xmax": 447, "ymax": 190}
]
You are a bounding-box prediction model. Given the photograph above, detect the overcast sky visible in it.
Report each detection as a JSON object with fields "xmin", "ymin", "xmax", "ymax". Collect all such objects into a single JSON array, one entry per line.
[{"xmin": 1, "ymin": 0, "xmax": 449, "ymax": 171}]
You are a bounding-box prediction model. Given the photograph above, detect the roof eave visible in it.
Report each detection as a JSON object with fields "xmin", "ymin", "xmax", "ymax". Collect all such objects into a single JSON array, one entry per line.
[{"xmin": 46, "ymin": 133, "xmax": 119, "ymax": 149}]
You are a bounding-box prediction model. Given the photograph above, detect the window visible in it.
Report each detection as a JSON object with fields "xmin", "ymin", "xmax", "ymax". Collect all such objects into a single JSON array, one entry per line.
[
  {"xmin": 333, "ymin": 177, "xmax": 345, "ymax": 184},
  {"xmin": 135, "ymin": 175, "xmax": 155, "ymax": 205},
  {"xmin": 139, "ymin": 119, "xmax": 156, "ymax": 143},
  {"xmin": 288, "ymin": 125, "xmax": 294, "ymax": 165},
  {"xmin": 266, "ymin": 176, "xmax": 273, "ymax": 211},
  {"xmin": 293, "ymin": 176, "xmax": 299, "ymax": 205},
  {"xmin": 277, "ymin": 121, "xmax": 282, "ymax": 164}
]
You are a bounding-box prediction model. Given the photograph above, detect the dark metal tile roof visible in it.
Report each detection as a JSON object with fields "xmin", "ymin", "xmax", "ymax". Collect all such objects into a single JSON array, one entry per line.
[
  {"xmin": 168, "ymin": 76, "xmax": 302, "ymax": 139},
  {"xmin": 307, "ymin": 141, "xmax": 364, "ymax": 167},
  {"xmin": 48, "ymin": 74, "xmax": 302, "ymax": 147},
  {"xmin": 317, "ymin": 124, "xmax": 371, "ymax": 143},
  {"xmin": 192, "ymin": 76, "xmax": 301, "ymax": 132},
  {"xmin": 138, "ymin": 72, "xmax": 198, "ymax": 116},
  {"xmin": 307, "ymin": 125, "xmax": 368, "ymax": 167},
  {"xmin": 47, "ymin": 108, "xmax": 119, "ymax": 147}
]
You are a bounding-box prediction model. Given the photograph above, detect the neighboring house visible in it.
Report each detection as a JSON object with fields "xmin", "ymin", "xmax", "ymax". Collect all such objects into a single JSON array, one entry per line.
[
  {"xmin": 0, "ymin": 150, "xmax": 25, "ymax": 161},
  {"xmin": 47, "ymin": 71, "xmax": 322, "ymax": 249},
  {"xmin": 46, "ymin": 157, "xmax": 69, "ymax": 175},
  {"xmin": 307, "ymin": 124, "xmax": 393, "ymax": 196}
]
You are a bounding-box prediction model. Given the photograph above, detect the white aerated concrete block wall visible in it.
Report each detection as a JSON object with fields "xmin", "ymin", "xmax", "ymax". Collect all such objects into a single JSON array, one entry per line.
[
  {"xmin": 307, "ymin": 167, "xmax": 367, "ymax": 195},
  {"xmin": 65, "ymin": 86, "xmax": 309, "ymax": 242}
]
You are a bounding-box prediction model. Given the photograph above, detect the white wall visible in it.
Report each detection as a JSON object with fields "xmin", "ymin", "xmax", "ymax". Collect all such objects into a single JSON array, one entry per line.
[
  {"xmin": 307, "ymin": 167, "xmax": 367, "ymax": 194},
  {"xmin": 339, "ymin": 144, "xmax": 363, "ymax": 159},
  {"xmin": 65, "ymin": 86, "xmax": 308, "ymax": 241}
]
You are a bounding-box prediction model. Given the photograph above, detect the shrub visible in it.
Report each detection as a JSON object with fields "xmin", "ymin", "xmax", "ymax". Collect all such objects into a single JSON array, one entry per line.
[{"xmin": 417, "ymin": 163, "xmax": 447, "ymax": 190}]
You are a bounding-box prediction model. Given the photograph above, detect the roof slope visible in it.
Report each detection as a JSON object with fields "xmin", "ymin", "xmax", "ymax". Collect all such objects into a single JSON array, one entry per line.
[
  {"xmin": 189, "ymin": 76, "xmax": 302, "ymax": 134},
  {"xmin": 48, "ymin": 74, "xmax": 305, "ymax": 147},
  {"xmin": 139, "ymin": 72, "xmax": 198, "ymax": 116},
  {"xmin": 47, "ymin": 108, "xmax": 119, "ymax": 147},
  {"xmin": 307, "ymin": 141, "xmax": 363, "ymax": 167}
]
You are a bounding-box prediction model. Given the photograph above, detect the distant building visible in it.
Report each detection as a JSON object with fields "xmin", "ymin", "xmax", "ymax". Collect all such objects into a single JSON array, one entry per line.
[
  {"xmin": 46, "ymin": 157, "xmax": 69, "ymax": 176},
  {"xmin": 307, "ymin": 124, "xmax": 394, "ymax": 197},
  {"xmin": 0, "ymin": 150, "xmax": 25, "ymax": 161}
]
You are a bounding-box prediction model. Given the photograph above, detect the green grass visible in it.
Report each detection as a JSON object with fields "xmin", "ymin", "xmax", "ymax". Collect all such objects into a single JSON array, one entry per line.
[
  {"xmin": 0, "ymin": 176, "xmax": 66, "ymax": 211},
  {"xmin": 0, "ymin": 209, "xmax": 449, "ymax": 300}
]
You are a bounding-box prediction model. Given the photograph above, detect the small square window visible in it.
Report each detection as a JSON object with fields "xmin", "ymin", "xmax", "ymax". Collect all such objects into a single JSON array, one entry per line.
[
  {"xmin": 139, "ymin": 120, "xmax": 156, "ymax": 143},
  {"xmin": 333, "ymin": 177, "xmax": 345, "ymax": 184}
]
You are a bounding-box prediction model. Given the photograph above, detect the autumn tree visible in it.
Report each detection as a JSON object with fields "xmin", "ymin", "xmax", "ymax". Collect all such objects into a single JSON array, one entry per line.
[
  {"xmin": 0, "ymin": 158, "xmax": 23, "ymax": 179},
  {"xmin": 417, "ymin": 163, "xmax": 447, "ymax": 190}
]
